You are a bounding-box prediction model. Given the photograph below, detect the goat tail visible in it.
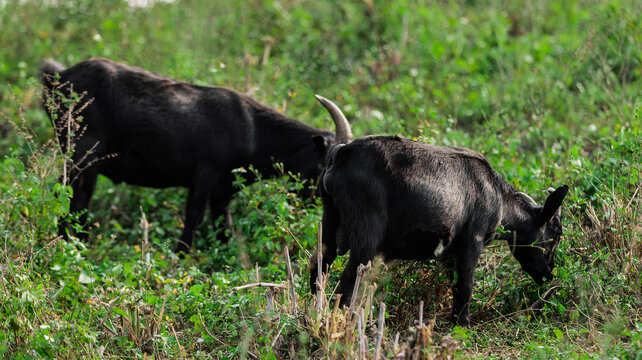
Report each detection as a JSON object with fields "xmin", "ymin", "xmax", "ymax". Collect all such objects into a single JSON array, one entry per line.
[{"xmin": 41, "ymin": 59, "xmax": 65, "ymax": 86}]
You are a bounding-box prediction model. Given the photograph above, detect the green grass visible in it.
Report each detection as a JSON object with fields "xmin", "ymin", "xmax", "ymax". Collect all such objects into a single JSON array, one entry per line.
[{"xmin": 1, "ymin": 0, "xmax": 641, "ymax": 358}]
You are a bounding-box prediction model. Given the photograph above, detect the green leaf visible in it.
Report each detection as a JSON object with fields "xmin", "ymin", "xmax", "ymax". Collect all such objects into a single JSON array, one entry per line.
[
  {"xmin": 553, "ymin": 328, "xmax": 563, "ymax": 339},
  {"xmin": 113, "ymin": 308, "xmax": 128, "ymax": 318},
  {"xmin": 190, "ymin": 284, "xmax": 204, "ymax": 294}
]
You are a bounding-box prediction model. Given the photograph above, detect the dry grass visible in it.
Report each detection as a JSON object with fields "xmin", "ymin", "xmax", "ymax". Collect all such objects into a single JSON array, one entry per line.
[{"xmin": 231, "ymin": 227, "xmax": 462, "ymax": 359}]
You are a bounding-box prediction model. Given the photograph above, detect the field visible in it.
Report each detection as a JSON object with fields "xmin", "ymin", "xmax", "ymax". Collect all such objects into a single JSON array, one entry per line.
[{"xmin": 0, "ymin": 0, "xmax": 640, "ymax": 358}]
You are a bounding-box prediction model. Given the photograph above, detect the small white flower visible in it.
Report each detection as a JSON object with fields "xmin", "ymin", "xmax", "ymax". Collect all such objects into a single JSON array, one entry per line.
[
  {"xmin": 93, "ymin": 33, "xmax": 102, "ymax": 42},
  {"xmin": 588, "ymin": 124, "xmax": 597, "ymax": 132}
]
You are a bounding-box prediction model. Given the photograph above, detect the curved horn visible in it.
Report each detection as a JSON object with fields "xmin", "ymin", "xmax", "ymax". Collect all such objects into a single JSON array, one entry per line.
[{"xmin": 315, "ymin": 94, "xmax": 352, "ymax": 144}]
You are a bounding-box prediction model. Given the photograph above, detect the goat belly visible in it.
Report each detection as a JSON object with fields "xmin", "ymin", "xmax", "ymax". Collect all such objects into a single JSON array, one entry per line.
[
  {"xmin": 383, "ymin": 228, "xmax": 451, "ymax": 260},
  {"xmin": 100, "ymin": 153, "xmax": 194, "ymax": 188}
]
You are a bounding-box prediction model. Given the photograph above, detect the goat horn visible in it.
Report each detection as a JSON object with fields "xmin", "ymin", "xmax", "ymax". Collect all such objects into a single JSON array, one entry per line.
[{"xmin": 315, "ymin": 94, "xmax": 352, "ymax": 144}]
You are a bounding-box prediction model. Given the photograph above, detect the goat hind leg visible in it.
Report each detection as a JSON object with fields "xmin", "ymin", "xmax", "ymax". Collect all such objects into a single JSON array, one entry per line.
[
  {"xmin": 337, "ymin": 216, "xmax": 384, "ymax": 307},
  {"xmin": 451, "ymin": 239, "xmax": 483, "ymax": 327},
  {"xmin": 60, "ymin": 162, "xmax": 100, "ymax": 241},
  {"xmin": 208, "ymin": 176, "xmax": 235, "ymax": 243},
  {"xmin": 310, "ymin": 203, "xmax": 342, "ymax": 293},
  {"xmin": 176, "ymin": 170, "xmax": 216, "ymax": 254},
  {"xmin": 309, "ymin": 239, "xmax": 338, "ymax": 294},
  {"xmin": 338, "ymin": 246, "xmax": 378, "ymax": 308}
]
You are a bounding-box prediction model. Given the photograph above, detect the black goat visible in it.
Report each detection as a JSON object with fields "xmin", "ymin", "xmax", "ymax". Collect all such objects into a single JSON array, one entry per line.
[
  {"xmin": 41, "ymin": 59, "xmax": 352, "ymax": 253},
  {"xmin": 310, "ymin": 97, "xmax": 568, "ymax": 326}
]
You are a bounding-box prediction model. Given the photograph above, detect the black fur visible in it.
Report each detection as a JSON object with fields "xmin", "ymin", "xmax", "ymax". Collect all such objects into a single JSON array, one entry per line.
[
  {"xmin": 42, "ymin": 58, "xmax": 339, "ymax": 253},
  {"xmin": 310, "ymin": 135, "xmax": 569, "ymax": 327}
]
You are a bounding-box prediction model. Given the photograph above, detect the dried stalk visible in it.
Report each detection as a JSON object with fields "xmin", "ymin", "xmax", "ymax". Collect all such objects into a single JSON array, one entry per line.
[
  {"xmin": 316, "ymin": 222, "xmax": 324, "ymax": 312},
  {"xmin": 139, "ymin": 207, "xmax": 150, "ymax": 265},
  {"xmin": 349, "ymin": 262, "xmax": 371, "ymax": 310},
  {"xmin": 524, "ymin": 285, "xmax": 560, "ymax": 312},
  {"xmin": 285, "ymin": 247, "xmax": 298, "ymax": 312},
  {"xmin": 373, "ymin": 302, "xmax": 386, "ymax": 360},
  {"xmin": 358, "ymin": 308, "xmax": 366, "ymax": 358},
  {"xmin": 329, "ymin": 294, "xmax": 342, "ymax": 348},
  {"xmin": 393, "ymin": 332, "xmax": 400, "ymax": 354},
  {"xmin": 266, "ymin": 287, "xmax": 279, "ymax": 312},
  {"xmin": 367, "ymin": 286, "xmax": 375, "ymax": 328},
  {"xmin": 255, "ymin": 263, "xmax": 260, "ymax": 282}
]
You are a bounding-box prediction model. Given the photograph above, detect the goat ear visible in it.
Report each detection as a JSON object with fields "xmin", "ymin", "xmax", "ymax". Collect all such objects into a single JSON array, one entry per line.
[
  {"xmin": 312, "ymin": 135, "xmax": 330, "ymax": 156},
  {"xmin": 538, "ymin": 185, "xmax": 569, "ymax": 225}
]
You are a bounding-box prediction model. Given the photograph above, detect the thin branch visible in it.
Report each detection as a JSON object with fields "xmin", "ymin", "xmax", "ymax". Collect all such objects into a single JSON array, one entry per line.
[
  {"xmin": 232, "ymin": 282, "xmax": 286, "ymax": 291},
  {"xmin": 527, "ymin": 285, "xmax": 560, "ymax": 311}
]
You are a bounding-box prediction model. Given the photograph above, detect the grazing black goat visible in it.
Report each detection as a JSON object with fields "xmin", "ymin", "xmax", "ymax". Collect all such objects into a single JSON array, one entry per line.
[
  {"xmin": 41, "ymin": 59, "xmax": 352, "ymax": 253},
  {"xmin": 310, "ymin": 97, "xmax": 568, "ymax": 326}
]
